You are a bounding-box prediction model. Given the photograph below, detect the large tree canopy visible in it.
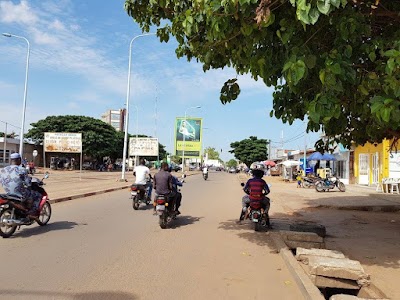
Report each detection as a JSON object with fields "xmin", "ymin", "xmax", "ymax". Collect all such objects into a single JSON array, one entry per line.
[
  {"xmin": 27, "ymin": 116, "xmax": 168, "ymax": 161},
  {"xmin": 229, "ymin": 136, "xmax": 268, "ymax": 167},
  {"xmin": 26, "ymin": 116, "xmax": 121, "ymax": 160},
  {"xmin": 125, "ymin": 0, "xmax": 400, "ymax": 151}
]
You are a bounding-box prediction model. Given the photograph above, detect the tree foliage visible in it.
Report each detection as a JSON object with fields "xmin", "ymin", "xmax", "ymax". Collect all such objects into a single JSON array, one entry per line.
[
  {"xmin": 226, "ymin": 158, "xmax": 238, "ymax": 168},
  {"xmin": 0, "ymin": 131, "xmax": 17, "ymax": 138},
  {"xmin": 26, "ymin": 116, "xmax": 168, "ymax": 161},
  {"xmin": 125, "ymin": 0, "xmax": 400, "ymax": 151},
  {"xmin": 204, "ymin": 146, "xmax": 221, "ymax": 160},
  {"xmin": 229, "ymin": 136, "xmax": 268, "ymax": 167},
  {"xmin": 26, "ymin": 116, "xmax": 121, "ymax": 160}
]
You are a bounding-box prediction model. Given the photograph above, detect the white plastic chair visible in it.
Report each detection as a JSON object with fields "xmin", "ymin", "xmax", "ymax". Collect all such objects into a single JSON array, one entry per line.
[{"xmin": 387, "ymin": 178, "xmax": 400, "ymax": 194}]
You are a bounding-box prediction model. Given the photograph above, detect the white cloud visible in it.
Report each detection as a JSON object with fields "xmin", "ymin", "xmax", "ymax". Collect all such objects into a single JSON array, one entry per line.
[
  {"xmin": 49, "ymin": 19, "xmax": 66, "ymax": 31},
  {"xmin": 0, "ymin": 0, "xmax": 38, "ymax": 25}
]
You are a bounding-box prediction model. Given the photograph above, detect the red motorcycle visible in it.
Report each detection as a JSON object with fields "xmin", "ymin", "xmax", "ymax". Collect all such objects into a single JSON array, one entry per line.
[
  {"xmin": 240, "ymin": 183, "xmax": 271, "ymax": 231},
  {"xmin": 0, "ymin": 173, "xmax": 52, "ymax": 238}
]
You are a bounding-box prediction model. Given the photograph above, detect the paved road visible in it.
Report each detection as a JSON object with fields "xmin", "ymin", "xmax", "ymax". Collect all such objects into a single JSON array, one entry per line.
[{"xmin": 0, "ymin": 172, "xmax": 303, "ymax": 300}]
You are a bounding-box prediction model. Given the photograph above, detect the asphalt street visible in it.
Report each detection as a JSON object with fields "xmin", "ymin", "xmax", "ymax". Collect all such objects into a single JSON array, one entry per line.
[{"xmin": 0, "ymin": 171, "xmax": 303, "ymax": 300}]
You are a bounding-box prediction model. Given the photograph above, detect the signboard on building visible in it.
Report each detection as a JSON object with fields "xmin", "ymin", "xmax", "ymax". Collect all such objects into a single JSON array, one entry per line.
[
  {"xmin": 129, "ymin": 137, "xmax": 159, "ymax": 156},
  {"xmin": 44, "ymin": 132, "xmax": 82, "ymax": 153},
  {"xmin": 174, "ymin": 117, "xmax": 202, "ymax": 158}
]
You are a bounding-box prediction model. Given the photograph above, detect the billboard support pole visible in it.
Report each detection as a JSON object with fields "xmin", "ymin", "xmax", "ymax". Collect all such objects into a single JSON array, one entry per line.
[{"xmin": 182, "ymin": 106, "xmax": 201, "ymax": 173}]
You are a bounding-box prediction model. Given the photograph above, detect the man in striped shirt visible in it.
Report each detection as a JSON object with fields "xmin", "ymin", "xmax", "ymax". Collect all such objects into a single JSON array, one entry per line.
[{"xmin": 239, "ymin": 169, "xmax": 270, "ymax": 222}]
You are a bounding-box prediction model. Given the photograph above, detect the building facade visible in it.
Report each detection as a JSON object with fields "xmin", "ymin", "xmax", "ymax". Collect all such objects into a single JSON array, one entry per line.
[
  {"xmin": 101, "ymin": 109, "xmax": 126, "ymax": 132},
  {"xmin": 354, "ymin": 139, "xmax": 400, "ymax": 186}
]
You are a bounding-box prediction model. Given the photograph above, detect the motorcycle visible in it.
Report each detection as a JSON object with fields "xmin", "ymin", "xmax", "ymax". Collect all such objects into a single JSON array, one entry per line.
[
  {"xmin": 203, "ymin": 172, "xmax": 208, "ymax": 180},
  {"xmin": 302, "ymin": 176, "xmax": 320, "ymax": 188},
  {"xmin": 155, "ymin": 175, "xmax": 185, "ymax": 229},
  {"xmin": 315, "ymin": 176, "xmax": 346, "ymax": 192},
  {"xmin": 0, "ymin": 173, "xmax": 52, "ymax": 238},
  {"xmin": 240, "ymin": 183, "xmax": 271, "ymax": 231},
  {"xmin": 131, "ymin": 178, "xmax": 152, "ymax": 210}
]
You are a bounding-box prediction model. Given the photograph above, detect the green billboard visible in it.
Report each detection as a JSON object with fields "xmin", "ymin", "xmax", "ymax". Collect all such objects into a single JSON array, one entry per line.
[{"xmin": 174, "ymin": 117, "xmax": 203, "ymax": 158}]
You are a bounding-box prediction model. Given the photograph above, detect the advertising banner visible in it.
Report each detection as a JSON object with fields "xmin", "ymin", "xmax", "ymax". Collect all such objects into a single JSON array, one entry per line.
[
  {"xmin": 44, "ymin": 132, "xmax": 82, "ymax": 153},
  {"xmin": 174, "ymin": 117, "xmax": 202, "ymax": 158},
  {"xmin": 129, "ymin": 137, "xmax": 159, "ymax": 156}
]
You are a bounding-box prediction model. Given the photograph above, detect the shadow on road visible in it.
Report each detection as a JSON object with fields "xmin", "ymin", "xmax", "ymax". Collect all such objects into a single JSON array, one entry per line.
[
  {"xmin": 14, "ymin": 221, "xmax": 80, "ymax": 238},
  {"xmin": 218, "ymin": 219, "xmax": 278, "ymax": 252},
  {"xmin": 172, "ymin": 215, "xmax": 203, "ymax": 228},
  {"xmin": 0, "ymin": 289, "xmax": 137, "ymax": 299}
]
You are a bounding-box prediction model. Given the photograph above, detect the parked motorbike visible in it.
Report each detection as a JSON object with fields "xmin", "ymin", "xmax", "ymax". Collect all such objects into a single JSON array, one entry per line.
[
  {"xmin": 315, "ymin": 176, "xmax": 346, "ymax": 192},
  {"xmin": 302, "ymin": 176, "xmax": 320, "ymax": 188},
  {"xmin": 131, "ymin": 179, "xmax": 152, "ymax": 210},
  {"xmin": 240, "ymin": 183, "xmax": 270, "ymax": 231},
  {"xmin": 0, "ymin": 173, "xmax": 52, "ymax": 238},
  {"xmin": 203, "ymin": 172, "xmax": 208, "ymax": 180},
  {"xmin": 155, "ymin": 175, "xmax": 185, "ymax": 229}
]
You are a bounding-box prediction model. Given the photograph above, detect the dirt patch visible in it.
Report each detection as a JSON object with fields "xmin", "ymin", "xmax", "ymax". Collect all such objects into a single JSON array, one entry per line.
[{"xmin": 262, "ymin": 175, "xmax": 400, "ymax": 299}]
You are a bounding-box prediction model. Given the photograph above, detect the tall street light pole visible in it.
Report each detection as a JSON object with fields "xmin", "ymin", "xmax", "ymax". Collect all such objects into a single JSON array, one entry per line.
[
  {"xmin": 182, "ymin": 106, "xmax": 201, "ymax": 173},
  {"xmin": 121, "ymin": 33, "xmax": 155, "ymax": 181},
  {"xmin": 2, "ymin": 33, "xmax": 30, "ymax": 156}
]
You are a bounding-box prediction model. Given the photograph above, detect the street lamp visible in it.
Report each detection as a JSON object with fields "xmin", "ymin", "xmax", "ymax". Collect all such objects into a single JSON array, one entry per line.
[
  {"xmin": 121, "ymin": 33, "xmax": 155, "ymax": 181},
  {"xmin": 133, "ymin": 104, "xmax": 139, "ymax": 169},
  {"xmin": 2, "ymin": 33, "xmax": 30, "ymax": 156},
  {"xmin": 181, "ymin": 106, "xmax": 201, "ymax": 173}
]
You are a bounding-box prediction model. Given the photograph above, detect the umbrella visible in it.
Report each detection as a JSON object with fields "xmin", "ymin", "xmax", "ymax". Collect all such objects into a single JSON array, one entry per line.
[
  {"xmin": 250, "ymin": 162, "xmax": 265, "ymax": 169},
  {"xmin": 321, "ymin": 153, "xmax": 337, "ymax": 161},
  {"xmin": 278, "ymin": 160, "xmax": 302, "ymax": 167},
  {"xmin": 307, "ymin": 152, "xmax": 324, "ymax": 161},
  {"xmin": 263, "ymin": 160, "xmax": 276, "ymax": 167}
]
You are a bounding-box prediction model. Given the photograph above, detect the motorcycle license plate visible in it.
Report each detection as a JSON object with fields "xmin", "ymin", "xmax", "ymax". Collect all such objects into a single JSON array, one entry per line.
[
  {"xmin": 131, "ymin": 191, "xmax": 137, "ymax": 196},
  {"xmin": 156, "ymin": 205, "xmax": 165, "ymax": 211}
]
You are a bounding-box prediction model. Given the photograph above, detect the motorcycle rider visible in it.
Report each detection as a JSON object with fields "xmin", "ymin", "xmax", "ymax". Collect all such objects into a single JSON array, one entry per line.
[
  {"xmin": 202, "ymin": 165, "xmax": 208, "ymax": 178},
  {"xmin": 153, "ymin": 162, "xmax": 173, "ymax": 211},
  {"xmin": 238, "ymin": 168, "xmax": 270, "ymax": 223},
  {"xmin": 133, "ymin": 158, "xmax": 152, "ymax": 200},
  {"xmin": 168, "ymin": 166, "xmax": 183, "ymax": 215},
  {"xmin": 0, "ymin": 153, "xmax": 41, "ymax": 219}
]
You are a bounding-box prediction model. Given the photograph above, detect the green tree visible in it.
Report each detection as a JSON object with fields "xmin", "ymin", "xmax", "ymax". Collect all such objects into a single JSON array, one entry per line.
[
  {"xmin": 26, "ymin": 115, "xmax": 121, "ymax": 160},
  {"xmin": 226, "ymin": 159, "xmax": 238, "ymax": 168},
  {"xmin": 204, "ymin": 147, "xmax": 221, "ymax": 160},
  {"xmin": 0, "ymin": 131, "xmax": 17, "ymax": 138},
  {"xmin": 170, "ymin": 155, "xmax": 182, "ymax": 164},
  {"xmin": 125, "ymin": 1, "xmax": 400, "ymax": 151},
  {"xmin": 229, "ymin": 136, "xmax": 268, "ymax": 167}
]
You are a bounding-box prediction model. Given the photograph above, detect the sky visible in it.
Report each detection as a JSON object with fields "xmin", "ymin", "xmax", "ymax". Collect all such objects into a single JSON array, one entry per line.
[{"xmin": 0, "ymin": 0, "xmax": 321, "ymax": 161}]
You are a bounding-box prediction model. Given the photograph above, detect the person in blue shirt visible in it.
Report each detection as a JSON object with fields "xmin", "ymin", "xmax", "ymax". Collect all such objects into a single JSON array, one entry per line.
[{"xmin": 0, "ymin": 153, "xmax": 42, "ymax": 218}]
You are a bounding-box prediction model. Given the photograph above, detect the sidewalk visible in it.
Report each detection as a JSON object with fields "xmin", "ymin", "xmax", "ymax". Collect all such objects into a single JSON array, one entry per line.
[
  {"xmin": 21, "ymin": 169, "xmax": 199, "ymax": 204},
  {"xmin": 259, "ymin": 176, "xmax": 400, "ymax": 300}
]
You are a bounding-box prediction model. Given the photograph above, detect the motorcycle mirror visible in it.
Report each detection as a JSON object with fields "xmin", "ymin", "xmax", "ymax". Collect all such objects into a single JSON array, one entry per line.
[
  {"xmin": 240, "ymin": 182, "xmax": 245, "ymax": 187},
  {"xmin": 182, "ymin": 174, "xmax": 186, "ymax": 178},
  {"xmin": 44, "ymin": 172, "xmax": 50, "ymax": 179}
]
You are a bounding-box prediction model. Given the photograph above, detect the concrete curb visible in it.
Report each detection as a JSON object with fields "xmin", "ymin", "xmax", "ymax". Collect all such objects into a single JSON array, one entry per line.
[
  {"xmin": 316, "ymin": 204, "xmax": 400, "ymax": 212},
  {"xmin": 270, "ymin": 232, "xmax": 325, "ymax": 300},
  {"xmin": 49, "ymin": 185, "xmax": 130, "ymax": 204}
]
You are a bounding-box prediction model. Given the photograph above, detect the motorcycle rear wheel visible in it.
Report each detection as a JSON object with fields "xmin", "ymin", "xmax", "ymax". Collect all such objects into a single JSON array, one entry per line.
[
  {"xmin": 132, "ymin": 196, "xmax": 140, "ymax": 210},
  {"xmin": 36, "ymin": 201, "xmax": 52, "ymax": 226},
  {"xmin": 159, "ymin": 214, "xmax": 167, "ymax": 229},
  {"xmin": 0, "ymin": 209, "xmax": 17, "ymax": 238},
  {"xmin": 338, "ymin": 182, "xmax": 346, "ymax": 192},
  {"xmin": 315, "ymin": 182, "xmax": 324, "ymax": 192}
]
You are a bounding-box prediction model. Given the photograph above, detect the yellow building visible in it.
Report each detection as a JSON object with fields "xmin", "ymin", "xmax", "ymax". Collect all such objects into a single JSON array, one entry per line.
[{"xmin": 354, "ymin": 139, "xmax": 400, "ymax": 185}]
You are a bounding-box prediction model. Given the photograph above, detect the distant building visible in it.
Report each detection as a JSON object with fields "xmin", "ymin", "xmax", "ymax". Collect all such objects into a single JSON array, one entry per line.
[{"xmin": 101, "ymin": 109, "xmax": 126, "ymax": 131}]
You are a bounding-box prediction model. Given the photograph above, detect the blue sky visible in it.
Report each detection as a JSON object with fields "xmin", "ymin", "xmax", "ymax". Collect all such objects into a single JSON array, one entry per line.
[{"xmin": 0, "ymin": 0, "xmax": 321, "ymax": 161}]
